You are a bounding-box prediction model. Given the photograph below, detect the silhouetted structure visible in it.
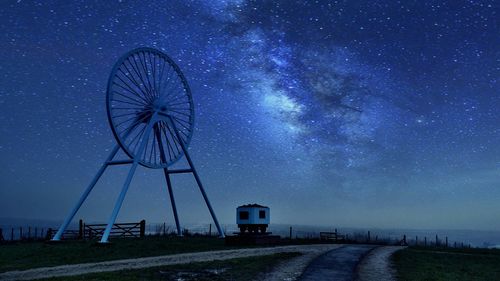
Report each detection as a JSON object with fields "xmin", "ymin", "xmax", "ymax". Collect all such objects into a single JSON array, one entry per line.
[{"xmin": 51, "ymin": 48, "xmax": 224, "ymax": 243}]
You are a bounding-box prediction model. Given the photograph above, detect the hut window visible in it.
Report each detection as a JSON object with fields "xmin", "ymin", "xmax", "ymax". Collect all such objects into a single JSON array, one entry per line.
[
  {"xmin": 239, "ymin": 211, "xmax": 249, "ymax": 220},
  {"xmin": 259, "ymin": 210, "xmax": 266, "ymax": 219}
]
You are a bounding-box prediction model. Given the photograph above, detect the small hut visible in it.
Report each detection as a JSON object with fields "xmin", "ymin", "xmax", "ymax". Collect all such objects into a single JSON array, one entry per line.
[{"xmin": 236, "ymin": 204, "xmax": 270, "ymax": 233}]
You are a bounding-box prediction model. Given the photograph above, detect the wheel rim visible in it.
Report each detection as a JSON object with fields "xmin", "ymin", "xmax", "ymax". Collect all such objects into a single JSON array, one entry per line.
[{"xmin": 106, "ymin": 47, "xmax": 194, "ymax": 168}]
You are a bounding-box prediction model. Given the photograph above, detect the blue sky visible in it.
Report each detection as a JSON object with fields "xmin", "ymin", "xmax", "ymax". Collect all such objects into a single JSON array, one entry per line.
[{"xmin": 0, "ymin": 0, "xmax": 499, "ymax": 230}]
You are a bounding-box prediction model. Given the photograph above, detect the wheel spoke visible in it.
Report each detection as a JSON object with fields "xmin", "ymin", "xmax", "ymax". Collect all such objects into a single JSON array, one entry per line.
[
  {"xmin": 112, "ymin": 90, "xmax": 146, "ymax": 106},
  {"xmin": 141, "ymin": 52, "xmax": 155, "ymax": 94},
  {"xmin": 171, "ymin": 115, "xmax": 191, "ymax": 129},
  {"xmin": 162, "ymin": 121, "xmax": 182, "ymax": 156},
  {"xmin": 121, "ymin": 62, "xmax": 152, "ymax": 103},
  {"xmin": 115, "ymin": 115, "xmax": 139, "ymax": 129},
  {"xmin": 130, "ymin": 125, "xmax": 148, "ymax": 154},
  {"xmin": 112, "ymin": 111, "xmax": 139, "ymax": 118},
  {"xmin": 168, "ymin": 109, "xmax": 191, "ymax": 118},
  {"xmin": 150, "ymin": 129, "xmax": 157, "ymax": 165},
  {"xmin": 161, "ymin": 67, "xmax": 181, "ymax": 100},
  {"xmin": 110, "ymin": 106, "xmax": 140, "ymax": 110},
  {"xmin": 142, "ymin": 127, "xmax": 150, "ymax": 162},
  {"xmin": 113, "ymin": 80, "xmax": 148, "ymax": 105},
  {"xmin": 115, "ymin": 72, "xmax": 150, "ymax": 105},
  {"xmin": 116, "ymin": 111, "xmax": 150, "ymax": 136},
  {"xmin": 165, "ymin": 92, "xmax": 188, "ymax": 105},
  {"xmin": 112, "ymin": 98, "xmax": 144, "ymax": 108},
  {"xmin": 165, "ymin": 83, "xmax": 185, "ymax": 102},
  {"xmin": 137, "ymin": 52, "xmax": 155, "ymax": 100},
  {"xmin": 160, "ymin": 121, "xmax": 174, "ymax": 162},
  {"xmin": 167, "ymin": 101, "xmax": 191, "ymax": 107},
  {"xmin": 149, "ymin": 128, "xmax": 155, "ymax": 165},
  {"xmin": 149, "ymin": 52, "xmax": 158, "ymax": 99},
  {"xmin": 128, "ymin": 55, "xmax": 154, "ymax": 102},
  {"xmin": 127, "ymin": 124, "xmax": 146, "ymax": 152},
  {"xmin": 157, "ymin": 56, "xmax": 168, "ymax": 99}
]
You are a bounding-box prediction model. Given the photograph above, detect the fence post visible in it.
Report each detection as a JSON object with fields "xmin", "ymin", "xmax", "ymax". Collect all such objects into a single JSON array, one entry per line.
[
  {"xmin": 289, "ymin": 226, "xmax": 292, "ymax": 240},
  {"xmin": 11, "ymin": 228, "xmax": 14, "ymax": 241},
  {"xmin": 46, "ymin": 228, "xmax": 53, "ymax": 240},
  {"xmin": 424, "ymin": 236, "xmax": 427, "ymax": 247},
  {"xmin": 403, "ymin": 234, "xmax": 407, "ymax": 245},
  {"xmin": 140, "ymin": 220, "xmax": 146, "ymax": 238},
  {"xmin": 20, "ymin": 227, "xmax": 23, "ymax": 240},
  {"xmin": 367, "ymin": 231, "xmax": 371, "ymax": 242},
  {"xmin": 28, "ymin": 227, "xmax": 31, "ymax": 239},
  {"xmin": 209, "ymin": 224, "xmax": 212, "ymax": 237},
  {"xmin": 0, "ymin": 228, "xmax": 4, "ymax": 242},
  {"xmin": 435, "ymin": 235, "xmax": 439, "ymax": 247},
  {"xmin": 79, "ymin": 219, "xmax": 83, "ymax": 239},
  {"xmin": 446, "ymin": 236, "xmax": 448, "ymax": 248},
  {"xmin": 416, "ymin": 236, "xmax": 418, "ymax": 246}
]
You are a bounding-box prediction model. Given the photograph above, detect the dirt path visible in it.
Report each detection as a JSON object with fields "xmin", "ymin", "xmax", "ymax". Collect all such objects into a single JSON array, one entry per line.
[
  {"xmin": 355, "ymin": 246, "xmax": 405, "ymax": 281},
  {"xmin": 298, "ymin": 245, "xmax": 376, "ymax": 281},
  {"xmin": 261, "ymin": 244, "xmax": 342, "ymax": 281},
  {"xmin": 264, "ymin": 245, "xmax": 404, "ymax": 281},
  {"xmin": 0, "ymin": 244, "xmax": 341, "ymax": 281}
]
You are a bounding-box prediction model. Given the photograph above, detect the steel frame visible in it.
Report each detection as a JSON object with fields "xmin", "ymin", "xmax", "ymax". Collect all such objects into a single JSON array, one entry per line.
[{"xmin": 52, "ymin": 114, "xmax": 225, "ymax": 243}]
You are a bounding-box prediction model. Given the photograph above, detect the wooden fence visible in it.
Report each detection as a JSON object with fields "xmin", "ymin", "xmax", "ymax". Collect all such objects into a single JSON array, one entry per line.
[
  {"xmin": 319, "ymin": 230, "xmax": 346, "ymax": 242},
  {"xmin": 0, "ymin": 226, "xmax": 53, "ymax": 241},
  {"xmin": 0, "ymin": 219, "xmax": 146, "ymax": 241},
  {"xmin": 82, "ymin": 220, "xmax": 145, "ymax": 239}
]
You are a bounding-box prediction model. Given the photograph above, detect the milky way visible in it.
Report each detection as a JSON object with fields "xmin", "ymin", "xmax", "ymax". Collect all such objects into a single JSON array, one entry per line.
[{"xmin": 0, "ymin": 1, "xmax": 499, "ymax": 230}]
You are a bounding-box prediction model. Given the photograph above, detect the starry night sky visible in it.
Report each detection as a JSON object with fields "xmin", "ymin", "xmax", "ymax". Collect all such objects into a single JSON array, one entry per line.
[{"xmin": 0, "ymin": 1, "xmax": 499, "ymax": 231}]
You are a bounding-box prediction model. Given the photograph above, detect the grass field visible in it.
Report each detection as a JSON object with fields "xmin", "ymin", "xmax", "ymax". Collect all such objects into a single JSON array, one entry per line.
[
  {"xmin": 393, "ymin": 246, "xmax": 500, "ymax": 281},
  {"xmin": 0, "ymin": 236, "xmax": 248, "ymax": 273},
  {"xmin": 36, "ymin": 252, "xmax": 301, "ymax": 281}
]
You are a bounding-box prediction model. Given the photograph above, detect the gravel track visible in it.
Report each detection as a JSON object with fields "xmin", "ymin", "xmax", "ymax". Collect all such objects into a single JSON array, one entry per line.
[{"xmin": 298, "ymin": 245, "xmax": 376, "ymax": 281}]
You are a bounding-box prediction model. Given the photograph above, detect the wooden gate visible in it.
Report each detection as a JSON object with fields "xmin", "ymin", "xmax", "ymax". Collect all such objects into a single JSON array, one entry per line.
[{"xmin": 82, "ymin": 220, "xmax": 145, "ymax": 239}]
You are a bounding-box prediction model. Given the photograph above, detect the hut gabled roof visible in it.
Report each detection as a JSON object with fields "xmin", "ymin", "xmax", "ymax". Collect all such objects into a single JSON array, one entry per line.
[{"xmin": 237, "ymin": 203, "xmax": 268, "ymax": 208}]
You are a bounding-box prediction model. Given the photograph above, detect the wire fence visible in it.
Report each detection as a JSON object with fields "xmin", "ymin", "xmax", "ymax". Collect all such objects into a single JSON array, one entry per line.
[{"xmin": 0, "ymin": 221, "xmax": 475, "ymax": 249}]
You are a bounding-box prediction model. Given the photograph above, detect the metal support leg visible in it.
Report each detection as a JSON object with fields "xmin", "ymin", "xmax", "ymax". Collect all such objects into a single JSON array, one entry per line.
[
  {"xmin": 163, "ymin": 170, "xmax": 182, "ymax": 236},
  {"xmin": 99, "ymin": 159, "xmax": 139, "ymax": 243},
  {"xmin": 168, "ymin": 117, "xmax": 225, "ymax": 238},
  {"xmin": 154, "ymin": 126, "xmax": 182, "ymax": 236},
  {"xmin": 100, "ymin": 115, "xmax": 157, "ymax": 243},
  {"xmin": 188, "ymin": 161, "xmax": 225, "ymax": 238},
  {"xmin": 52, "ymin": 145, "xmax": 120, "ymax": 241}
]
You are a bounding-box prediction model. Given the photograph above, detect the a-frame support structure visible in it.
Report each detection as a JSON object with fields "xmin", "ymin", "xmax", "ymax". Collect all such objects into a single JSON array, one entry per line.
[{"xmin": 52, "ymin": 114, "xmax": 225, "ymax": 243}]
